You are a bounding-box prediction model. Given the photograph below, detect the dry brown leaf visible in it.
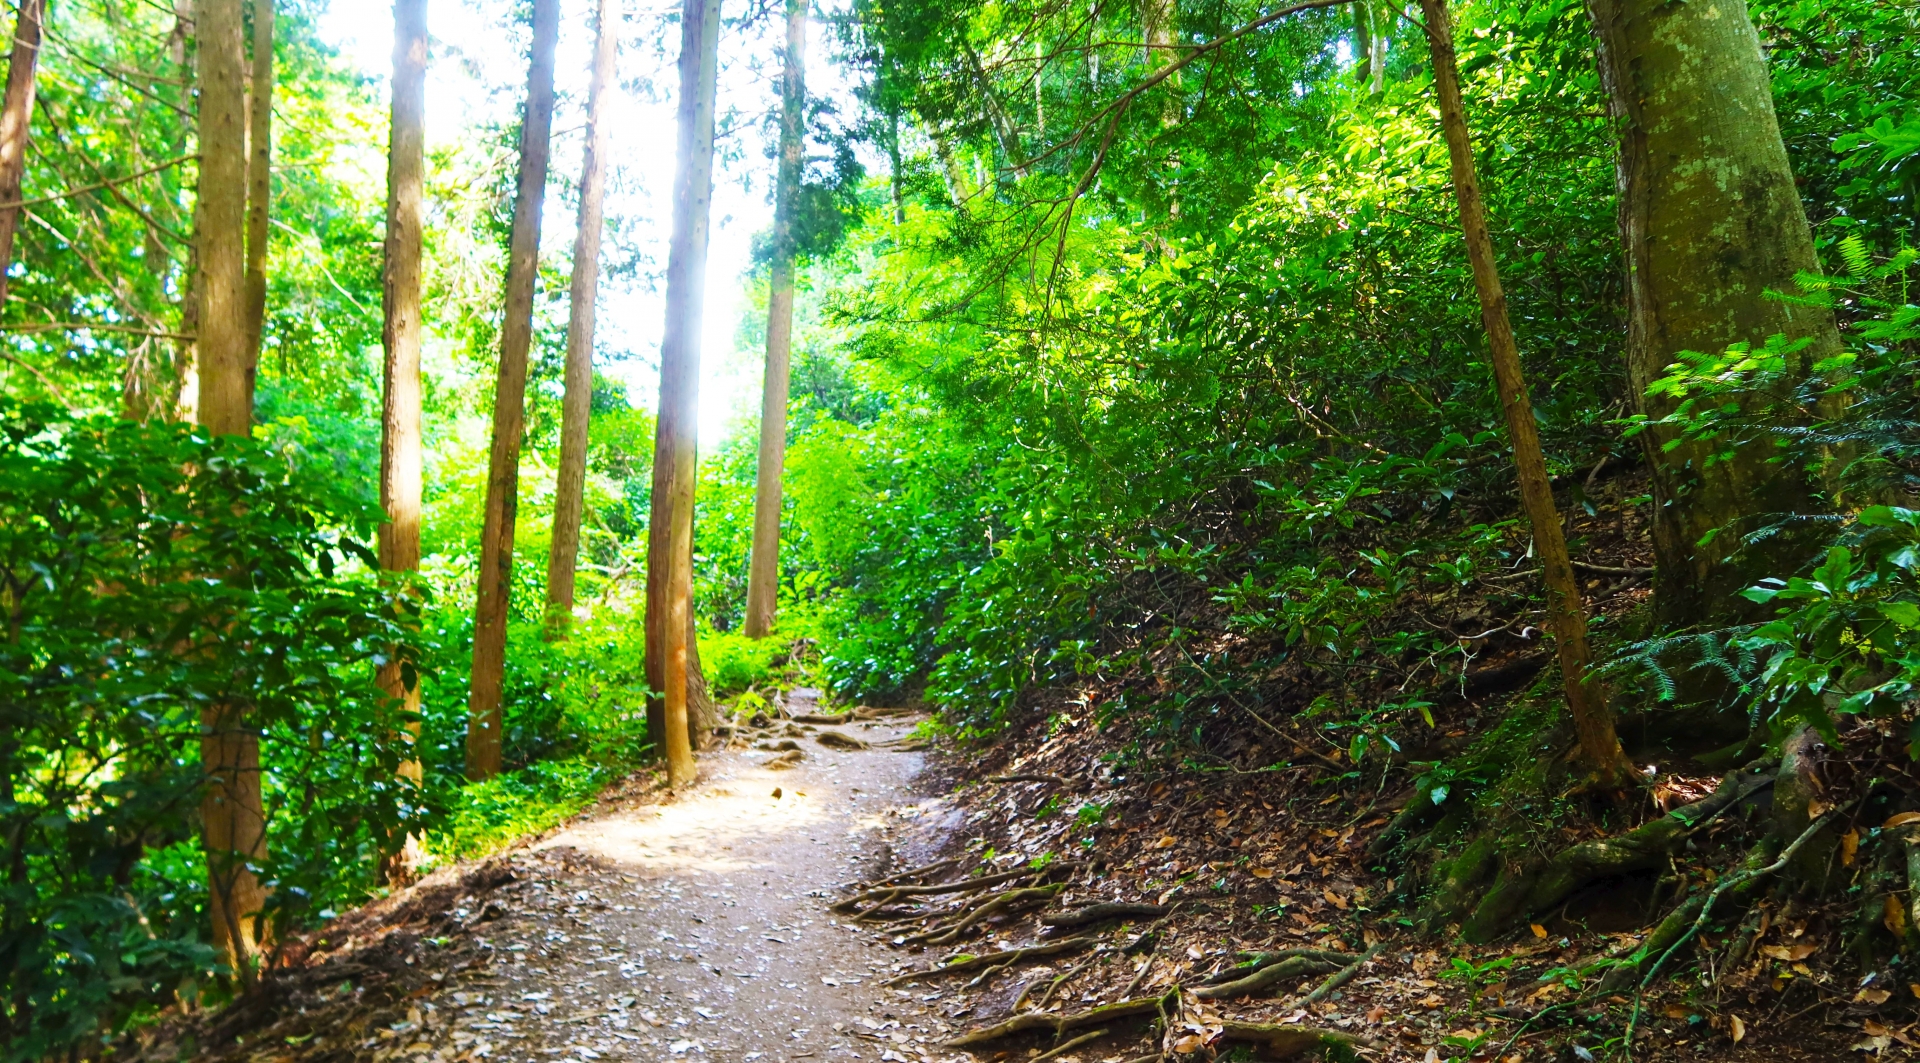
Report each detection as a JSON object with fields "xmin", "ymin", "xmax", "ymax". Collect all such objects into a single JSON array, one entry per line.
[
  {"xmin": 1760, "ymin": 943, "xmax": 1818, "ymax": 961},
  {"xmin": 1884, "ymin": 812, "xmax": 1920, "ymax": 829},
  {"xmin": 1858, "ymin": 988, "xmax": 1893, "ymax": 1006},
  {"xmin": 1843, "ymin": 829, "xmax": 1862, "ymax": 867},
  {"xmin": 1730, "ymin": 1015, "xmax": 1746, "ymax": 1044},
  {"xmin": 1910, "ymin": 983, "xmax": 1920, "ymax": 1000},
  {"xmin": 1364, "ymin": 1005, "xmax": 1388, "ymax": 1023},
  {"xmin": 1154, "ymin": 835, "xmax": 1177, "ymax": 849},
  {"xmin": 1886, "ymin": 896, "xmax": 1909, "ymax": 938},
  {"xmin": 1866, "ymin": 1020, "xmax": 1892, "ymax": 1036},
  {"xmin": 1809, "ymin": 798, "xmax": 1833, "ymax": 817},
  {"xmin": 1251, "ymin": 867, "xmax": 1274, "ymax": 879},
  {"xmin": 1323, "ymin": 889, "xmax": 1349, "ymax": 910},
  {"xmin": 1171, "ymin": 1035, "xmax": 1205, "ymax": 1055},
  {"xmin": 1530, "ymin": 923, "xmax": 1548, "ymax": 939},
  {"xmin": 1664, "ymin": 1004, "xmax": 1692, "ymax": 1020}
]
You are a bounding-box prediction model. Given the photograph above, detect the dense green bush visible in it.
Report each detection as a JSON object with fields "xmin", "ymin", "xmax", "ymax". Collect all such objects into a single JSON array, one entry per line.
[{"xmin": 0, "ymin": 405, "xmax": 428, "ymax": 1056}]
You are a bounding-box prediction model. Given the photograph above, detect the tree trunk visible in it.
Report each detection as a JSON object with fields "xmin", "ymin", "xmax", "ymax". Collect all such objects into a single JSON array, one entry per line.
[
  {"xmin": 645, "ymin": 0, "xmax": 722, "ymax": 786},
  {"xmin": 465, "ymin": 0, "xmax": 559, "ymax": 782},
  {"xmin": 0, "ymin": 0, "xmax": 45, "ymax": 308},
  {"xmin": 1418, "ymin": 0, "xmax": 1627, "ymax": 783},
  {"xmin": 241, "ymin": 0, "xmax": 272, "ymax": 404},
  {"xmin": 742, "ymin": 0, "xmax": 805, "ymax": 640},
  {"xmin": 377, "ymin": 0, "xmax": 428, "ymax": 883},
  {"xmin": 194, "ymin": 0, "xmax": 266, "ymax": 981},
  {"xmin": 1585, "ymin": 0, "xmax": 1841, "ymax": 627},
  {"xmin": 545, "ymin": 0, "xmax": 617, "ymax": 641}
]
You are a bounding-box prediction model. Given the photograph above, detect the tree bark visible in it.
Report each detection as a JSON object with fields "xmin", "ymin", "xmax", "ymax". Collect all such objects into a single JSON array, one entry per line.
[
  {"xmin": 194, "ymin": 0, "xmax": 266, "ymax": 980},
  {"xmin": 1418, "ymin": 0, "xmax": 1627, "ymax": 783},
  {"xmin": 742, "ymin": 0, "xmax": 805, "ymax": 640},
  {"xmin": 545, "ymin": 0, "xmax": 617, "ymax": 641},
  {"xmin": 0, "ymin": 0, "xmax": 45, "ymax": 308},
  {"xmin": 465, "ymin": 0, "xmax": 559, "ymax": 782},
  {"xmin": 645, "ymin": 0, "xmax": 722, "ymax": 786},
  {"xmin": 1585, "ymin": 0, "xmax": 1841, "ymax": 627},
  {"xmin": 377, "ymin": 0, "xmax": 428, "ymax": 882},
  {"xmin": 241, "ymin": 0, "xmax": 272, "ymax": 404}
]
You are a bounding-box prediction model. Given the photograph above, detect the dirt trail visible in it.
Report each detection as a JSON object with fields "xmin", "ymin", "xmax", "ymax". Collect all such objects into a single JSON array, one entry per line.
[{"xmin": 458, "ymin": 716, "xmax": 968, "ymax": 1063}]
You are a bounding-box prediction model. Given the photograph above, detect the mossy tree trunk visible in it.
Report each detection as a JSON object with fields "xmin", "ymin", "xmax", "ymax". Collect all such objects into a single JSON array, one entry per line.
[{"xmin": 1586, "ymin": 0, "xmax": 1843, "ymax": 626}]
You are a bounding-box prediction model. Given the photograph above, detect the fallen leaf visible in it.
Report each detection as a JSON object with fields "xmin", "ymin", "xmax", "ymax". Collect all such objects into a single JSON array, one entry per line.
[
  {"xmin": 1365, "ymin": 1005, "xmax": 1388, "ymax": 1023},
  {"xmin": 1323, "ymin": 889, "xmax": 1349, "ymax": 910},
  {"xmin": 1760, "ymin": 943, "xmax": 1818, "ymax": 961},
  {"xmin": 1810, "ymin": 799, "xmax": 1833, "ymax": 817},
  {"xmin": 1663, "ymin": 1005, "xmax": 1693, "ymax": 1020},
  {"xmin": 1866, "ymin": 1020, "xmax": 1892, "ymax": 1036},
  {"xmin": 1251, "ymin": 867, "xmax": 1274, "ymax": 879},
  {"xmin": 1730, "ymin": 1015, "xmax": 1746, "ymax": 1044},
  {"xmin": 1530, "ymin": 923, "xmax": 1548, "ymax": 939},
  {"xmin": 1886, "ymin": 896, "xmax": 1909, "ymax": 938},
  {"xmin": 1171, "ymin": 1035, "xmax": 1206, "ymax": 1055},
  {"xmin": 1884, "ymin": 812, "xmax": 1920, "ymax": 830},
  {"xmin": 1423, "ymin": 1050, "xmax": 1439, "ymax": 1063},
  {"xmin": 1843, "ymin": 829, "xmax": 1861, "ymax": 867},
  {"xmin": 1857, "ymin": 988, "xmax": 1893, "ymax": 1006},
  {"xmin": 1851, "ymin": 1034, "xmax": 1892, "ymax": 1054},
  {"xmin": 1155, "ymin": 835, "xmax": 1177, "ymax": 850},
  {"xmin": 1911, "ymin": 984, "xmax": 1920, "ymax": 1000}
]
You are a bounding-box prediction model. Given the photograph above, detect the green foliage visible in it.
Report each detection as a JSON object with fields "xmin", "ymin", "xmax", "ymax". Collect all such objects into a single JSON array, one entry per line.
[{"xmin": 0, "ymin": 405, "xmax": 426, "ymax": 1054}]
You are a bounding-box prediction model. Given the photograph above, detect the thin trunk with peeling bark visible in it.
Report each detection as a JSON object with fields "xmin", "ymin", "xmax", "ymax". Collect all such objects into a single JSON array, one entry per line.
[
  {"xmin": 377, "ymin": 0, "xmax": 427, "ymax": 882},
  {"xmin": 646, "ymin": 0, "xmax": 722, "ymax": 787},
  {"xmin": 0, "ymin": 0, "xmax": 45, "ymax": 308},
  {"xmin": 241, "ymin": 0, "xmax": 272, "ymax": 400},
  {"xmin": 466, "ymin": 0, "xmax": 559, "ymax": 781},
  {"xmin": 545, "ymin": 0, "xmax": 617, "ymax": 640},
  {"xmin": 743, "ymin": 0, "xmax": 805, "ymax": 640},
  {"xmin": 1585, "ymin": 0, "xmax": 1841, "ymax": 627},
  {"xmin": 194, "ymin": 0, "xmax": 268, "ymax": 980},
  {"xmin": 1418, "ymin": 0, "xmax": 1627, "ymax": 783}
]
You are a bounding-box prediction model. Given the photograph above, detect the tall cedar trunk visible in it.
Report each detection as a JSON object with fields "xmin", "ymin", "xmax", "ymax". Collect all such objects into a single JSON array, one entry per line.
[
  {"xmin": 0, "ymin": 0, "xmax": 45, "ymax": 308},
  {"xmin": 742, "ymin": 0, "xmax": 805, "ymax": 640},
  {"xmin": 126, "ymin": 1, "xmax": 192, "ymax": 420},
  {"xmin": 1586, "ymin": 0, "xmax": 1841, "ymax": 627},
  {"xmin": 377, "ymin": 0, "xmax": 427, "ymax": 881},
  {"xmin": 1419, "ymin": 0, "xmax": 1627, "ymax": 782},
  {"xmin": 465, "ymin": 0, "xmax": 559, "ymax": 781},
  {"xmin": 545, "ymin": 0, "xmax": 618, "ymax": 640},
  {"xmin": 194, "ymin": 0, "xmax": 267, "ymax": 980},
  {"xmin": 645, "ymin": 0, "xmax": 721, "ymax": 786},
  {"xmin": 168, "ymin": 0, "xmax": 199, "ymax": 422},
  {"xmin": 241, "ymin": 0, "xmax": 271, "ymax": 400}
]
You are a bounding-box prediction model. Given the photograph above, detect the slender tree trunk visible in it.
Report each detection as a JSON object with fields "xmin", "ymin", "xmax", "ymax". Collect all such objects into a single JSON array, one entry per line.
[
  {"xmin": 377, "ymin": 0, "xmax": 428, "ymax": 882},
  {"xmin": 194, "ymin": 0, "xmax": 268, "ymax": 980},
  {"xmin": 742, "ymin": 0, "xmax": 805, "ymax": 640},
  {"xmin": 545, "ymin": 0, "xmax": 618, "ymax": 640},
  {"xmin": 887, "ymin": 112, "xmax": 905, "ymax": 225},
  {"xmin": 0, "ymin": 0, "xmax": 45, "ymax": 308},
  {"xmin": 645, "ymin": 0, "xmax": 721, "ymax": 787},
  {"xmin": 1419, "ymin": 0, "xmax": 1627, "ymax": 783},
  {"xmin": 241, "ymin": 0, "xmax": 271, "ymax": 404},
  {"xmin": 1585, "ymin": 0, "xmax": 1840, "ymax": 627},
  {"xmin": 125, "ymin": 0, "xmax": 192, "ymax": 420},
  {"xmin": 465, "ymin": 0, "xmax": 559, "ymax": 781},
  {"xmin": 1352, "ymin": 0, "xmax": 1372, "ymax": 86}
]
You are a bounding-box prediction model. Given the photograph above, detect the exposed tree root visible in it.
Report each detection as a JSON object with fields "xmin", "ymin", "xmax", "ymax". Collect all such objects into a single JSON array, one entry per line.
[
  {"xmin": 901, "ymin": 885, "xmax": 1064, "ymax": 947},
  {"xmin": 1197, "ymin": 948, "xmax": 1355, "ymax": 986},
  {"xmin": 1192, "ymin": 949, "xmax": 1355, "ymax": 999},
  {"xmin": 833, "ymin": 865, "xmax": 1063, "ymax": 914},
  {"xmin": 1041, "ymin": 902, "xmax": 1170, "ymax": 928},
  {"xmin": 886, "ymin": 935, "xmax": 1097, "ymax": 985},
  {"xmin": 1030, "ymin": 1028, "xmax": 1109, "ymax": 1063},
  {"xmin": 1214, "ymin": 1022, "xmax": 1370, "ymax": 1059},
  {"xmin": 1299, "ymin": 944, "xmax": 1381, "ymax": 1006},
  {"xmin": 943, "ymin": 990, "xmax": 1178, "ymax": 1047},
  {"xmin": 815, "ymin": 729, "xmax": 871, "ymax": 750},
  {"xmin": 1461, "ymin": 761, "xmax": 1775, "ymax": 942}
]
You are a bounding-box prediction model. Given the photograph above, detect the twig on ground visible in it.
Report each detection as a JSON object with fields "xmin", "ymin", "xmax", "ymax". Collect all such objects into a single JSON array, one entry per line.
[
  {"xmin": 1036, "ymin": 955, "xmax": 1103, "ymax": 1011},
  {"xmin": 1031, "ymin": 1028, "xmax": 1109, "ymax": 1063}
]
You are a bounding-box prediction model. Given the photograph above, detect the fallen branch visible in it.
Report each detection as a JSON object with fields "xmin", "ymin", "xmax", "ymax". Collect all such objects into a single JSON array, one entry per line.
[
  {"xmin": 1042, "ymin": 902, "xmax": 1170, "ymax": 928},
  {"xmin": 944, "ymin": 990, "xmax": 1178, "ymax": 1047},
  {"xmin": 887, "ymin": 936, "xmax": 1097, "ymax": 986},
  {"xmin": 1298, "ymin": 944, "xmax": 1382, "ymax": 1006}
]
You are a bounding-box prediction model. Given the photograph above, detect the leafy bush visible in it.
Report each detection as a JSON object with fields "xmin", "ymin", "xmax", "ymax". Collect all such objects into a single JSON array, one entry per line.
[{"xmin": 0, "ymin": 405, "xmax": 428, "ymax": 1056}]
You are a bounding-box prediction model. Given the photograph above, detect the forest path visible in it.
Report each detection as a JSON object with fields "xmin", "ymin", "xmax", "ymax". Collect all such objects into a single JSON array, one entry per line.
[{"xmin": 467, "ymin": 713, "xmax": 967, "ymax": 1063}]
